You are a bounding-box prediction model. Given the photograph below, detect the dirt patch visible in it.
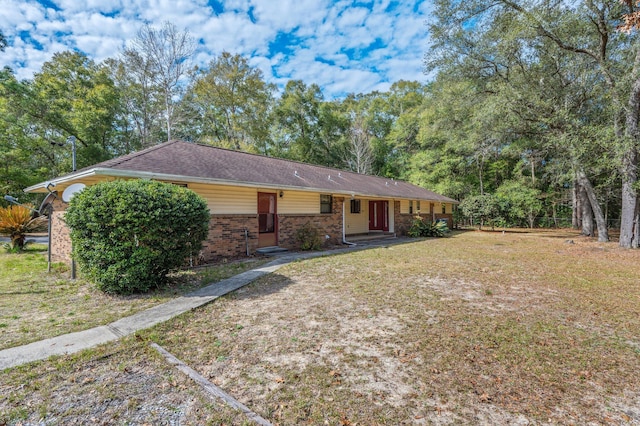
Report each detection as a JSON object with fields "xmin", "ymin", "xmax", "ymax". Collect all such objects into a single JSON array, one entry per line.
[{"xmin": 2, "ymin": 230, "xmax": 640, "ymax": 424}]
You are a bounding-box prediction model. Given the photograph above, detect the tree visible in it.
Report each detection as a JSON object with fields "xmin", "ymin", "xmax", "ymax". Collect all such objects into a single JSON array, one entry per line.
[
  {"xmin": 272, "ymin": 80, "xmax": 325, "ymax": 163},
  {"xmin": 185, "ymin": 52, "xmax": 275, "ymax": 151},
  {"xmin": 0, "ymin": 52, "xmax": 120, "ymax": 180},
  {"xmin": 126, "ymin": 22, "xmax": 195, "ymax": 142},
  {"xmin": 426, "ymin": 0, "xmax": 620, "ymax": 242},
  {"xmin": 459, "ymin": 194, "xmax": 500, "ymax": 230},
  {"xmin": 105, "ymin": 51, "xmax": 164, "ymax": 150},
  {"xmin": 495, "ymin": 181, "xmax": 543, "ymax": 228},
  {"xmin": 345, "ymin": 115, "xmax": 374, "ymax": 174},
  {"xmin": 64, "ymin": 180, "xmax": 210, "ymax": 294}
]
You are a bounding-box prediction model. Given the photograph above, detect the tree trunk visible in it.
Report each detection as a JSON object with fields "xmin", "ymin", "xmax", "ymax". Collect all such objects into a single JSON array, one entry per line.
[
  {"xmin": 577, "ymin": 170, "xmax": 609, "ymax": 242},
  {"xmin": 572, "ymin": 179, "xmax": 580, "ymax": 229},
  {"xmin": 634, "ymin": 198, "xmax": 640, "ymax": 249},
  {"xmin": 580, "ymin": 185, "xmax": 594, "ymax": 237},
  {"xmin": 620, "ymin": 148, "xmax": 639, "ymax": 247},
  {"xmin": 620, "ymin": 49, "xmax": 640, "ymax": 248}
]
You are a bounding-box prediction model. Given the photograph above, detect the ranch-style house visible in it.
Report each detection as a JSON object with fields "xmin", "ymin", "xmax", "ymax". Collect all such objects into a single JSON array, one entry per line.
[{"xmin": 25, "ymin": 140, "xmax": 458, "ymax": 264}]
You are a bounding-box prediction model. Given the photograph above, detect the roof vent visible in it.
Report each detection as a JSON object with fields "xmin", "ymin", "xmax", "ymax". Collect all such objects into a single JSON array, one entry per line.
[
  {"xmin": 338, "ymin": 172, "xmax": 342, "ymax": 178},
  {"xmin": 294, "ymin": 170, "xmax": 300, "ymax": 178},
  {"xmin": 395, "ymin": 181, "xmax": 398, "ymax": 185},
  {"xmin": 328, "ymin": 174, "xmax": 331, "ymax": 180},
  {"xmin": 385, "ymin": 181, "xmax": 389, "ymax": 186}
]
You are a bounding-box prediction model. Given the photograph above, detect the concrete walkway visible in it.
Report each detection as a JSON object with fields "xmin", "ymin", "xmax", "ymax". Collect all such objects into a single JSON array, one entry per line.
[{"xmin": 0, "ymin": 238, "xmax": 406, "ymax": 370}]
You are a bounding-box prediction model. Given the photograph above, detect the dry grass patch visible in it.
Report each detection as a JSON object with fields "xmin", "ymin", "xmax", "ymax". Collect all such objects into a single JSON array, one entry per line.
[
  {"xmin": 0, "ymin": 337, "xmax": 255, "ymax": 425},
  {"xmin": 0, "ymin": 246, "xmax": 267, "ymax": 350},
  {"xmin": 146, "ymin": 230, "xmax": 640, "ymax": 424},
  {"xmin": 2, "ymin": 230, "xmax": 640, "ymax": 424}
]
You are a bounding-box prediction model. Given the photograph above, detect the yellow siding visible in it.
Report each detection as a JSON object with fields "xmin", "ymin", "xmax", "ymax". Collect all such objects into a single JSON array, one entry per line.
[
  {"xmin": 278, "ymin": 190, "xmax": 320, "ymax": 214},
  {"xmin": 345, "ymin": 199, "xmax": 369, "ymax": 234},
  {"xmin": 400, "ymin": 199, "xmax": 410, "ymax": 214},
  {"xmin": 187, "ymin": 183, "xmax": 256, "ymax": 214}
]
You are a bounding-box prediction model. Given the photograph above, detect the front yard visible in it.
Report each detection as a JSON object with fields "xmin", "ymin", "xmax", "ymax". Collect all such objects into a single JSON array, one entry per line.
[
  {"xmin": 0, "ymin": 246, "xmax": 267, "ymax": 350},
  {"xmin": 2, "ymin": 230, "xmax": 640, "ymax": 424}
]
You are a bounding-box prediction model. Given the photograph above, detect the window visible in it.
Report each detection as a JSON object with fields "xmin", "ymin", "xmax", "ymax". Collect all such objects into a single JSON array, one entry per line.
[
  {"xmin": 409, "ymin": 200, "xmax": 413, "ymax": 214},
  {"xmin": 320, "ymin": 194, "xmax": 332, "ymax": 214},
  {"xmin": 442, "ymin": 204, "xmax": 446, "ymax": 214},
  {"xmin": 350, "ymin": 199, "xmax": 361, "ymax": 214},
  {"xmin": 416, "ymin": 201, "xmax": 421, "ymax": 212}
]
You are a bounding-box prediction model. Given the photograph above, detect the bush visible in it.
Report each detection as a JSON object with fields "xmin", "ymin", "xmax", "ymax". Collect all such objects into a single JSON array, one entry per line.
[
  {"xmin": 0, "ymin": 204, "xmax": 47, "ymax": 251},
  {"xmin": 407, "ymin": 217, "xmax": 449, "ymax": 238},
  {"xmin": 64, "ymin": 180, "xmax": 210, "ymax": 294},
  {"xmin": 295, "ymin": 222, "xmax": 322, "ymax": 250}
]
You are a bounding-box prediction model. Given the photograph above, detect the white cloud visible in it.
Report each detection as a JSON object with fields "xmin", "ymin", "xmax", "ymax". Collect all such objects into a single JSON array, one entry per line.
[{"xmin": 0, "ymin": 0, "xmax": 431, "ymax": 98}]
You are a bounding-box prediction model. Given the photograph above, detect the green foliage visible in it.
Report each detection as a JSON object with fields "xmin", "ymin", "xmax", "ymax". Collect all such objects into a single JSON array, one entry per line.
[
  {"xmin": 64, "ymin": 180, "xmax": 210, "ymax": 294},
  {"xmin": 0, "ymin": 205, "xmax": 47, "ymax": 251},
  {"xmin": 495, "ymin": 181, "xmax": 543, "ymax": 228},
  {"xmin": 295, "ymin": 222, "xmax": 322, "ymax": 250},
  {"xmin": 185, "ymin": 52, "xmax": 275, "ymax": 152},
  {"xmin": 459, "ymin": 194, "xmax": 501, "ymax": 229},
  {"xmin": 407, "ymin": 217, "xmax": 449, "ymax": 238}
]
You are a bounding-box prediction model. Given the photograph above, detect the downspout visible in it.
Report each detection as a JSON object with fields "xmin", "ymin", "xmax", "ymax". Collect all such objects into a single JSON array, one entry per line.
[
  {"xmin": 45, "ymin": 205, "xmax": 53, "ymax": 273},
  {"xmin": 342, "ymin": 200, "xmax": 357, "ymax": 246},
  {"xmin": 244, "ymin": 227, "xmax": 250, "ymax": 256}
]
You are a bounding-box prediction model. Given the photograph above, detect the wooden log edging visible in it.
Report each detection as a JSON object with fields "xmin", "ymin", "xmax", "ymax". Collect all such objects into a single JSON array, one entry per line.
[{"xmin": 150, "ymin": 342, "xmax": 273, "ymax": 426}]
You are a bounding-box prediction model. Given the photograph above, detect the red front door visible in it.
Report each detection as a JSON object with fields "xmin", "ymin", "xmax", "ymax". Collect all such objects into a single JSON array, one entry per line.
[
  {"xmin": 369, "ymin": 200, "xmax": 389, "ymax": 232},
  {"xmin": 258, "ymin": 192, "xmax": 277, "ymax": 247}
]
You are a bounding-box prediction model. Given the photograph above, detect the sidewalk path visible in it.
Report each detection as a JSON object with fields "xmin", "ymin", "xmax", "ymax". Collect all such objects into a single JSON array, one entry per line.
[{"xmin": 0, "ymin": 239, "xmax": 405, "ymax": 370}]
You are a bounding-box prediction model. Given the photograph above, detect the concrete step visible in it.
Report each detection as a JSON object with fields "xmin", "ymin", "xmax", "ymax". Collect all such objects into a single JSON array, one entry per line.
[{"xmin": 256, "ymin": 246, "xmax": 289, "ymax": 254}]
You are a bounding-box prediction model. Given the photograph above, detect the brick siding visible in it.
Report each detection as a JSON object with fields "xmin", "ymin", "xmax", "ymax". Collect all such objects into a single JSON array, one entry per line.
[
  {"xmin": 49, "ymin": 196, "xmax": 346, "ymax": 265},
  {"xmin": 278, "ymin": 196, "xmax": 344, "ymax": 249},
  {"xmin": 50, "ymin": 198, "xmax": 72, "ymax": 263},
  {"xmin": 201, "ymin": 215, "xmax": 259, "ymax": 263},
  {"xmin": 394, "ymin": 201, "xmax": 453, "ymax": 235}
]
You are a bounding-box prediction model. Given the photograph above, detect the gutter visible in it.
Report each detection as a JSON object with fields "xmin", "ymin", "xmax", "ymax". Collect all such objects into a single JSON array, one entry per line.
[{"xmin": 24, "ymin": 168, "xmax": 459, "ymax": 205}]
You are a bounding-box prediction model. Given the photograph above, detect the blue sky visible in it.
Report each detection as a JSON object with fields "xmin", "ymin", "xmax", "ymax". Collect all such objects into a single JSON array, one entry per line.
[{"xmin": 0, "ymin": 0, "xmax": 431, "ymax": 99}]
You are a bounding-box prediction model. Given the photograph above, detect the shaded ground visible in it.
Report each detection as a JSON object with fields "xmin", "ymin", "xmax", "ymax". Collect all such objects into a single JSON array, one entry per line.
[
  {"xmin": 0, "ymin": 245, "xmax": 266, "ymax": 350},
  {"xmin": 2, "ymin": 230, "xmax": 640, "ymax": 424}
]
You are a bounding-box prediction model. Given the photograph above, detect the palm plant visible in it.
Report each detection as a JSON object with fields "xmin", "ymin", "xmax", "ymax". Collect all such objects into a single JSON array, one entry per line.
[{"xmin": 0, "ymin": 205, "xmax": 47, "ymax": 251}]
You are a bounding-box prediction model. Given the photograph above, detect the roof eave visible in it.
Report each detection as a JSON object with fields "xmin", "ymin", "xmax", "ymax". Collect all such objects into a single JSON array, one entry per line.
[{"xmin": 24, "ymin": 168, "xmax": 457, "ymax": 203}]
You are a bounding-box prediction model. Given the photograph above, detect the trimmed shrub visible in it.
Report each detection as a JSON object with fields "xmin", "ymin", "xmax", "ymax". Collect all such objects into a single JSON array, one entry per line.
[
  {"xmin": 295, "ymin": 221, "xmax": 322, "ymax": 250},
  {"xmin": 407, "ymin": 217, "xmax": 449, "ymax": 238},
  {"xmin": 64, "ymin": 180, "xmax": 210, "ymax": 294}
]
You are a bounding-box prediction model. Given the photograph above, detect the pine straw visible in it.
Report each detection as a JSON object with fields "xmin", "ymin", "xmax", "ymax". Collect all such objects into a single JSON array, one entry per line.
[{"xmin": 2, "ymin": 230, "xmax": 640, "ymax": 424}]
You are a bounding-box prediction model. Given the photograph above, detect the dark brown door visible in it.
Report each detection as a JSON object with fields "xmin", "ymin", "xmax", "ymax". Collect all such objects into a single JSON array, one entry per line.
[
  {"xmin": 369, "ymin": 200, "xmax": 389, "ymax": 232},
  {"xmin": 258, "ymin": 192, "xmax": 277, "ymax": 247}
]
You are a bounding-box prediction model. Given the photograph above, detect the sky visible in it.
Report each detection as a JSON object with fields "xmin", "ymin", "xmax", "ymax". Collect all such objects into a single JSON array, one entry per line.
[{"xmin": 0, "ymin": 0, "xmax": 431, "ymax": 99}]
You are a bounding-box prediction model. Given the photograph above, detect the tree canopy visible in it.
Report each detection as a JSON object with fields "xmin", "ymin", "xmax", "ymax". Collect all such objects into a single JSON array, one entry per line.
[{"xmin": 2, "ymin": 14, "xmax": 639, "ymax": 244}]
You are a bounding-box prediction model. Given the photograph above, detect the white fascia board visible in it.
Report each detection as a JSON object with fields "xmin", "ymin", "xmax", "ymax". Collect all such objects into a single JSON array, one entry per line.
[
  {"xmin": 24, "ymin": 167, "xmax": 455, "ymax": 203},
  {"xmin": 24, "ymin": 169, "xmax": 101, "ymax": 193}
]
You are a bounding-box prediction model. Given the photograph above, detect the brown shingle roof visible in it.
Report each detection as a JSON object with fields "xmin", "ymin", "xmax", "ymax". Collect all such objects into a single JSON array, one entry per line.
[{"xmin": 34, "ymin": 140, "xmax": 458, "ymax": 203}]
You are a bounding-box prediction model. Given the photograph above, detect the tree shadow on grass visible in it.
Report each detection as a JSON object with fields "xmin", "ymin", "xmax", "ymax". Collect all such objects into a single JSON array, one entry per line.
[{"xmin": 224, "ymin": 272, "xmax": 295, "ymax": 301}]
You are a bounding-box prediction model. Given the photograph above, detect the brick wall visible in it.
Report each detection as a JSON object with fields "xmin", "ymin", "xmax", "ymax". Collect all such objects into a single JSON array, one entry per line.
[
  {"xmin": 278, "ymin": 196, "xmax": 344, "ymax": 248},
  {"xmin": 50, "ymin": 198, "xmax": 72, "ymax": 263},
  {"xmin": 201, "ymin": 215, "xmax": 259, "ymax": 262},
  {"xmin": 434, "ymin": 213, "xmax": 454, "ymax": 229},
  {"xmin": 48, "ymin": 196, "xmax": 346, "ymax": 265},
  {"xmin": 393, "ymin": 201, "xmax": 454, "ymax": 235}
]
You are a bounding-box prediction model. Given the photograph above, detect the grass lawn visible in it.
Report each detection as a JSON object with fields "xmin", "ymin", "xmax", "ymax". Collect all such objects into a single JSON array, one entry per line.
[
  {"xmin": 2, "ymin": 230, "xmax": 640, "ymax": 424},
  {"xmin": 0, "ymin": 244, "xmax": 267, "ymax": 350}
]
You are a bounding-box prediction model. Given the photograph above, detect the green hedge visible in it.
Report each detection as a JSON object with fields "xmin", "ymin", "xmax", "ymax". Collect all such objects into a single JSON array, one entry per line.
[{"xmin": 64, "ymin": 180, "xmax": 210, "ymax": 294}]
